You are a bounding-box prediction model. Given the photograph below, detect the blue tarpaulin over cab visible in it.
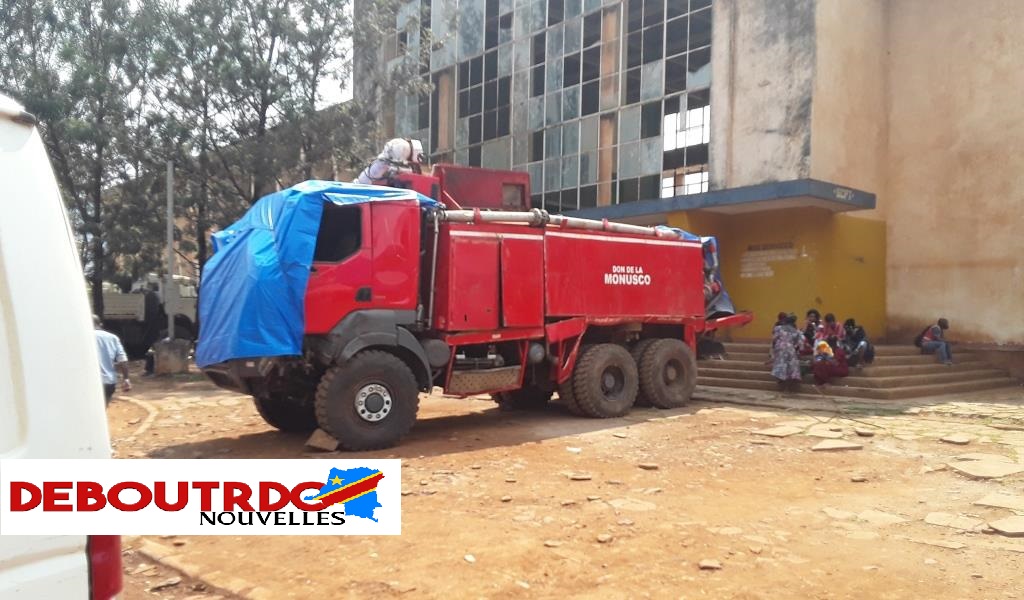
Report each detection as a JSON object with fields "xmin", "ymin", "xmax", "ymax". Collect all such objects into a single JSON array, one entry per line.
[{"xmin": 195, "ymin": 181, "xmax": 438, "ymax": 367}]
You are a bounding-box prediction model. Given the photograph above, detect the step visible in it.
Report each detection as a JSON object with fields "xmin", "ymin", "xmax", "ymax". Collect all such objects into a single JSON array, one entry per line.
[
  {"xmin": 697, "ymin": 376, "xmax": 1018, "ymax": 401},
  {"xmin": 858, "ymin": 361, "xmax": 992, "ymax": 377},
  {"xmin": 840, "ymin": 369, "xmax": 1008, "ymax": 389},
  {"xmin": 724, "ymin": 342, "xmax": 971, "ymax": 358},
  {"xmin": 699, "ymin": 366, "xmax": 1008, "ymax": 389}
]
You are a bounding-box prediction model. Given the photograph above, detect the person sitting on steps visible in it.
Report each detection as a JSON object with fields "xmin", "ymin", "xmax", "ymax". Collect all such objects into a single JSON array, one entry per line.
[{"xmin": 916, "ymin": 318, "xmax": 953, "ymax": 365}]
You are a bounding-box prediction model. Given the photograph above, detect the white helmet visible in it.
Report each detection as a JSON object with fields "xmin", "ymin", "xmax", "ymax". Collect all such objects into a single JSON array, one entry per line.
[{"xmin": 381, "ymin": 138, "xmax": 412, "ymax": 163}]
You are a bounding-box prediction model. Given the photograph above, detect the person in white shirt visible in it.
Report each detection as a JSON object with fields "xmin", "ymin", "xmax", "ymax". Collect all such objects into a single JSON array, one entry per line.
[
  {"xmin": 355, "ymin": 138, "xmax": 425, "ymax": 185},
  {"xmin": 94, "ymin": 315, "xmax": 131, "ymax": 404}
]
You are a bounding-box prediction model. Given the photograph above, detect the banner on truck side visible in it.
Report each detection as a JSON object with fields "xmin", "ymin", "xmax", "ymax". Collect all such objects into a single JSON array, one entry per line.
[{"xmin": 0, "ymin": 459, "xmax": 401, "ymax": 535}]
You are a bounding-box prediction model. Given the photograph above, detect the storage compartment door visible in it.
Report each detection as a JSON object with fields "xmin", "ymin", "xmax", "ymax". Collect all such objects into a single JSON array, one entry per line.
[
  {"xmin": 446, "ymin": 234, "xmax": 500, "ymax": 330},
  {"xmin": 501, "ymin": 236, "xmax": 544, "ymax": 327}
]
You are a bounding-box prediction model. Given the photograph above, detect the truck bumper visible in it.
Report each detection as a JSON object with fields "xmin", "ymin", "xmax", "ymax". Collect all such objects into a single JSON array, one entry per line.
[{"xmin": 201, "ymin": 360, "xmax": 262, "ymax": 395}]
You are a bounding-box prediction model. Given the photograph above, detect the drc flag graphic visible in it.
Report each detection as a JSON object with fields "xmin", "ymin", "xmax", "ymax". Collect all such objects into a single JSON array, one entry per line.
[{"xmin": 304, "ymin": 467, "xmax": 385, "ymax": 522}]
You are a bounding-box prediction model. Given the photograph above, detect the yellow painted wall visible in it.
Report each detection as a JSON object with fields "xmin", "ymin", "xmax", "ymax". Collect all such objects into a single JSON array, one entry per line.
[{"xmin": 669, "ymin": 209, "xmax": 886, "ymax": 341}]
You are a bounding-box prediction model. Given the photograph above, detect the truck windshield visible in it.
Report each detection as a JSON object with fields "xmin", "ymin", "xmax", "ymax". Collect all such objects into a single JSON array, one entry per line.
[{"xmin": 313, "ymin": 203, "xmax": 362, "ymax": 262}]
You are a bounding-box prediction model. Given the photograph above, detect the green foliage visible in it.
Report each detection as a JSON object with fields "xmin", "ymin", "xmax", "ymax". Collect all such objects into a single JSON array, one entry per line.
[{"xmin": 0, "ymin": 0, "xmax": 427, "ymax": 315}]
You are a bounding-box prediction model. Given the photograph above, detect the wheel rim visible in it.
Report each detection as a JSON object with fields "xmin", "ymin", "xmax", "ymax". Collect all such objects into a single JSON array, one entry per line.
[
  {"xmin": 355, "ymin": 383, "xmax": 393, "ymax": 422},
  {"xmin": 663, "ymin": 358, "xmax": 682, "ymax": 386},
  {"xmin": 600, "ymin": 366, "xmax": 625, "ymax": 396}
]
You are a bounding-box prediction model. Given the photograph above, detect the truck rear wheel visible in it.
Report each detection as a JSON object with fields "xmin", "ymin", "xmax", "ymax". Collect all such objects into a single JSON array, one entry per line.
[
  {"xmin": 315, "ymin": 350, "xmax": 420, "ymax": 451},
  {"xmin": 638, "ymin": 339, "xmax": 697, "ymax": 409},
  {"xmin": 493, "ymin": 386, "xmax": 553, "ymax": 410},
  {"xmin": 253, "ymin": 393, "xmax": 318, "ymax": 432},
  {"xmin": 572, "ymin": 344, "xmax": 639, "ymax": 418},
  {"xmin": 630, "ymin": 339, "xmax": 658, "ymax": 407}
]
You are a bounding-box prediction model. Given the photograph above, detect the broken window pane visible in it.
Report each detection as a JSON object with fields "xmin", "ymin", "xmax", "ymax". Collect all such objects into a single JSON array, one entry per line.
[
  {"xmin": 471, "ymin": 56, "xmax": 484, "ymax": 85},
  {"xmin": 484, "ymin": 109, "xmax": 497, "ymax": 139},
  {"xmin": 642, "ymin": 0, "xmax": 662, "ymax": 27},
  {"xmin": 642, "ymin": 24, "xmax": 663, "ymax": 64},
  {"xmin": 689, "ymin": 8, "xmax": 711, "ymax": 50},
  {"xmin": 640, "ymin": 101, "xmax": 660, "ymax": 138},
  {"xmin": 579, "ymin": 184, "xmax": 598, "ymax": 207},
  {"xmin": 640, "ymin": 59, "xmax": 663, "ymax": 100},
  {"xmin": 665, "ymin": 54, "xmax": 687, "ymax": 93},
  {"xmin": 532, "ymin": 32, "xmax": 546, "ymax": 64},
  {"xmin": 582, "ymin": 46, "xmax": 601, "ymax": 81},
  {"xmin": 639, "ymin": 174, "xmax": 659, "ymax": 200},
  {"xmin": 619, "ymin": 177, "xmax": 639, "ymax": 202},
  {"xmin": 469, "ymin": 145, "xmax": 482, "ymax": 166},
  {"xmin": 687, "ymin": 47, "xmax": 711, "ymax": 89},
  {"xmin": 561, "ymin": 188, "xmax": 579, "ymax": 210},
  {"xmin": 564, "ymin": 53, "xmax": 581, "ymax": 87},
  {"xmin": 624, "ymin": 67, "xmax": 641, "ymax": 104},
  {"xmin": 485, "ymin": 50, "xmax": 498, "ymax": 79},
  {"xmin": 531, "ymin": 64, "xmax": 545, "ymax": 96},
  {"xmin": 548, "ymin": 0, "xmax": 563, "ymax": 25},
  {"xmin": 626, "ymin": 0, "xmax": 643, "ymax": 33},
  {"xmin": 547, "ymin": 23, "xmax": 564, "ymax": 58},
  {"xmin": 497, "ymin": 105, "xmax": 511, "ymax": 136},
  {"xmin": 665, "ymin": 15, "xmax": 688, "ymax": 56},
  {"xmin": 531, "ymin": 130, "xmax": 545, "ymax": 161},
  {"xmin": 666, "ymin": 0, "xmax": 686, "ymax": 19},
  {"xmin": 581, "ymin": 80, "xmax": 600, "ymax": 115},
  {"xmin": 583, "ymin": 11, "xmax": 601, "ymax": 47},
  {"xmin": 626, "ymin": 32, "xmax": 642, "ymax": 68}
]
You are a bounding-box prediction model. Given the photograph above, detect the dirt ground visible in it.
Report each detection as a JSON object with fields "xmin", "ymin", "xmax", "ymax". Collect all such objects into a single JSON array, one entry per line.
[{"xmin": 109, "ymin": 366, "xmax": 1024, "ymax": 599}]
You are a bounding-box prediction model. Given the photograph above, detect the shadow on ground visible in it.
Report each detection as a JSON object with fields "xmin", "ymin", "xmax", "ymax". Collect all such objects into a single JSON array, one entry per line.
[{"xmin": 148, "ymin": 401, "xmax": 704, "ymax": 460}]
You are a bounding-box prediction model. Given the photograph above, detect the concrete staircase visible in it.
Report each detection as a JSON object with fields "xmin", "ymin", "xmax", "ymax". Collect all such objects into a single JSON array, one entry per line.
[{"xmin": 698, "ymin": 342, "xmax": 1019, "ymax": 400}]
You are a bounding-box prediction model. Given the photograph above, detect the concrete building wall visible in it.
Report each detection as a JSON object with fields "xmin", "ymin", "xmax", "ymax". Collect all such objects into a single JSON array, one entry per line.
[
  {"xmin": 808, "ymin": 0, "xmax": 887, "ymax": 220},
  {"xmin": 710, "ymin": 0, "xmax": 816, "ymax": 189},
  {"xmin": 884, "ymin": 0, "xmax": 1024, "ymax": 344}
]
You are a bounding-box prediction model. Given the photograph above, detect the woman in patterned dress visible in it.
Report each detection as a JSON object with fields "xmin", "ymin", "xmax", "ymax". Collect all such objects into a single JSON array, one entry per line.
[{"xmin": 770, "ymin": 314, "xmax": 802, "ymax": 392}]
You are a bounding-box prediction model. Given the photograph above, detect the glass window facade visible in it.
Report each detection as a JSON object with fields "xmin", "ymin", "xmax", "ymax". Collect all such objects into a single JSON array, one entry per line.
[{"xmin": 386, "ymin": 0, "xmax": 713, "ymax": 212}]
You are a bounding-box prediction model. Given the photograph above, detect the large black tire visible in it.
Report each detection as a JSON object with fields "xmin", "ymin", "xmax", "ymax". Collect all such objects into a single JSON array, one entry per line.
[
  {"xmin": 638, "ymin": 339, "xmax": 697, "ymax": 409},
  {"xmin": 558, "ymin": 380, "xmax": 585, "ymax": 415},
  {"xmin": 572, "ymin": 344, "xmax": 639, "ymax": 418},
  {"xmin": 253, "ymin": 392, "xmax": 318, "ymax": 432},
  {"xmin": 493, "ymin": 385, "xmax": 553, "ymax": 410},
  {"xmin": 315, "ymin": 351, "xmax": 420, "ymax": 451},
  {"xmin": 630, "ymin": 339, "xmax": 658, "ymax": 407}
]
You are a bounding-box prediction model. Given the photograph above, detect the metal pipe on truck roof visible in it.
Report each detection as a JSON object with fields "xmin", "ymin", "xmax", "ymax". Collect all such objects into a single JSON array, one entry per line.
[{"xmin": 439, "ymin": 208, "xmax": 683, "ymax": 240}]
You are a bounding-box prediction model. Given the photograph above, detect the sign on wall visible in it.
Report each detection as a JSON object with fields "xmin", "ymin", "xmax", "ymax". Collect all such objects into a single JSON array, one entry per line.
[{"xmin": 739, "ymin": 242, "xmax": 798, "ymax": 279}]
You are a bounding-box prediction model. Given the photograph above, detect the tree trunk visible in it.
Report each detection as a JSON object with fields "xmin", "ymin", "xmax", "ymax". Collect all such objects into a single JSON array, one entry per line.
[{"xmin": 90, "ymin": 151, "xmax": 105, "ymax": 318}]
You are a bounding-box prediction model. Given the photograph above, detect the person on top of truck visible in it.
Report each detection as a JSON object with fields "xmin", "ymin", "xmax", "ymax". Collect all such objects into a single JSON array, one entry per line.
[{"xmin": 355, "ymin": 138, "xmax": 425, "ymax": 185}]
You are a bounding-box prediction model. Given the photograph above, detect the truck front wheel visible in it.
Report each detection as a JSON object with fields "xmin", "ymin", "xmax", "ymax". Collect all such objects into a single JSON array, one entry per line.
[
  {"xmin": 638, "ymin": 339, "xmax": 697, "ymax": 408},
  {"xmin": 253, "ymin": 393, "xmax": 318, "ymax": 432},
  {"xmin": 572, "ymin": 344, "xmax": 639, "ymax": 418},
  {"xmin": 315, "ymin": 350, "xmax": 420, "ymax": 451}
]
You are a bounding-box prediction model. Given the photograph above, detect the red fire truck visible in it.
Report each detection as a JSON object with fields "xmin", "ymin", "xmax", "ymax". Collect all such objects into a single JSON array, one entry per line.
[{"xmin": 200, "ymin": 166, "xmax": 750, "ymax": 450}]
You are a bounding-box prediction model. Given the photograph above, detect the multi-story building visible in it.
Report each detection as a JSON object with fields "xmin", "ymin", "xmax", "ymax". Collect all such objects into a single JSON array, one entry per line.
[{"xmin": 364, "ymin": 0, "xmax": 1024, "ymax": 371}]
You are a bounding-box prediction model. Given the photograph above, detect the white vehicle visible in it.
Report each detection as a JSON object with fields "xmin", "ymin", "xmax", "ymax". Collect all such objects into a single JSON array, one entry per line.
[
  {"xmin": 0, "ymin": 93, "xmax": 122, "ymax": 598},
  {"xmin": 99, "ymin": 272, "xmax": 197, "ymax": 358}
]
